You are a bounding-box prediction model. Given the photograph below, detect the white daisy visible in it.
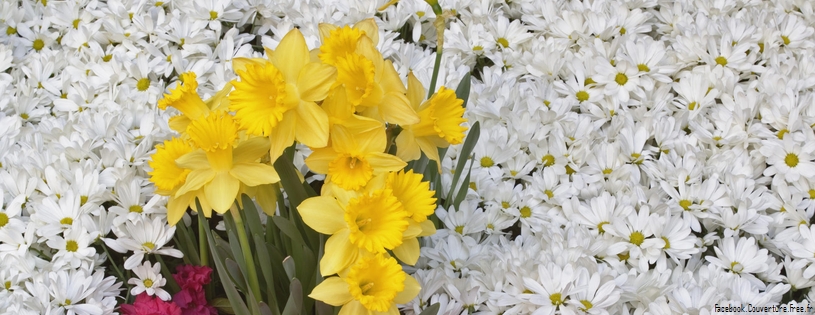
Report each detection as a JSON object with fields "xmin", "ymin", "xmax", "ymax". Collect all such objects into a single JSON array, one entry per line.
[
  {"xmin": 103, "ymin": 217, "xmax": 182, "ymax": 270},
  {"xmin": 128, "ymin": 260, "xmax": 170, "ymax": 300}
]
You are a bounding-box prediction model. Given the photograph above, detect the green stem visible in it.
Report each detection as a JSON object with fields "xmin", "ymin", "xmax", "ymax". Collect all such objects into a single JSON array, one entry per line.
[
  {"xmin": 156, "ymin": 255, "xmax": 181, "ymax": 293},
  {"xmin": 100, "ymin": 241, "xmax": 127, "ymax": 289},
  {"xmin": 426, "ymin": 49, "xmax": 443, "ymax": 99},
  {"xmin": 230, "ymin": 208, "xmax": 262, "ymax": 301},
  {"xmin": 198, "ymin": 215, "xmax": 209, "ymax": 267}
]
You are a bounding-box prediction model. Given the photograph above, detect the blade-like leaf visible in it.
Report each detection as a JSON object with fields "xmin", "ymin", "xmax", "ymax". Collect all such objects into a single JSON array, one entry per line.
[
  {"xmin": 446, "ymin": 121, "xmax": 480, "ymax": 208},
  {"xmin": 283, "ymin": 256, "xmax": 296, "ymax": 280},
  {"xmin": 225, "ymin": 258, "xmax": 248, "ymax": 294},
  {"xmin": 199, "ymin": 201, "xmax": 252, "ymax": 315},
  {"xmin": 273, "ymin": 216, "xmax": 306, "ymax": 247},
  {"xmin": 259, "ymin": 302, "xmax": 275, "ymax": 315},
  {"xmin": 211, "ymin": 298, "xmax": 236, "ymax": 315},
  {"xmin": 455, "ymin": 72, "xmax": 471, "ymax": 108},
  {"xmin": 419, "ymin": 303, "xmax": 441, "ymax": 315},
  {"xmin": 282, "ymin": 278, "xmax": 303, "ymax": 315},
  {"xmin": 254, "ymin": 233, "xmax": 279, "ymax": 310}
]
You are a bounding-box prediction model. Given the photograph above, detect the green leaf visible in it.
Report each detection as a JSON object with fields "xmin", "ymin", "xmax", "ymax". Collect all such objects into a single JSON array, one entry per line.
[
  {"xmin": 274, "ymin": 150, "xmax": 309, "ymax": 209},
  {"xmin": 453, "ymin": 157, "xmax": 474, "ymax": 208},
  {"xmin": 315, "ymin": 301, "xmax": 334, "ymax": 315},
  {"xmin": 253, "ymin": 233, "xmax": 279, "ymax": 311},
  {"xmin": 241, "ymin": 194, "xmax": 265, "ymax": 239},
  {"xmin": 282, "ymin": 278, "xmax": 303, "ymax": 315},
  {"xmin": 211, "ymin": 298, "xmax": 236, "ymax": 315},
  {"xmin": 445, "ymin": 121, "xmax": 480, "ymax": 209},
  {"xmin": 173, "ymin": 221, "xmax": 199, "ymax": 266},
  {"xmin": 259, "ymin": 302, "xmax": 275, "ymax": 315},
  {"xmin": 199, "ymin": 201, "xmax": 252, "ymax": 315},
  {"xmin": 455, "ymin": 72, "xmax": 471, "ymax": 108},
  {"xmin": 283, "ymin": 256, "xmax": 296, "ymax": 280},
  {"xmin": 225, "ymin": 258, "xmax": 248, "ymax": 294},
  {"xmin": 419, "ymin": 303, "xmax": 441, "ymax": 315},
  {"xmin": 273, "ymin": 216, "xmax": 306, "ymax": 247}
]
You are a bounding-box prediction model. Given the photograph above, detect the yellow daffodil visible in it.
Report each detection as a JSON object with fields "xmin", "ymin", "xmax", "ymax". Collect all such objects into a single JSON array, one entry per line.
[
  {"xmin": 173, "ymin": 111, "xmax": 280, "ymax": 216},
  {"xmin": 323, "ymin": 87, "xmax": 384, "ymax": 138},
  {"xmin": 349, "ymin": 171, "xmax": 436, "ymax": 265},
  {"xmin": 158, "ymin": 72, "xmax": 231, "ymax": 134},
  {"xmin": 333, "ymin": 36, "xmax": 418, "ymax": 126},
  {"xmin": 297, "ymin": 185, "xmax": 409, "ymax": 276},
  {"xmin": 318, "ymin": 19, "xmax": 379, "ymax": 66},
  {"xmin": 147, "ymin": 137, "xmax": 215, "ymax": 225},
  {"xmin": 310, "ymin": 254, "xmax": 420, "ymax": 315},
  {"xmin": 305, "ymin": 126, "xmax": 405, "ymax": 191},
  {"xmin": 395, "ymin": 72, "xmax": 467, "ymax": 167},
  {"xmin": 229, "ymin": 28, "xmax": 336, "ymax": 161}
]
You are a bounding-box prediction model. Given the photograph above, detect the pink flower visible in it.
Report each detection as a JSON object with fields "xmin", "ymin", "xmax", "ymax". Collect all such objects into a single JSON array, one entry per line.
[
  {"xmin": 172, "ymin": 265, "xmax": 217, "ymax": 315},
  {"xmin": 173, "ymin": 265, "xmax": 212, "ymax": 291},
  {"xmin": 121, "ymin": 293, "xmax": 182, "ymax": 315}
]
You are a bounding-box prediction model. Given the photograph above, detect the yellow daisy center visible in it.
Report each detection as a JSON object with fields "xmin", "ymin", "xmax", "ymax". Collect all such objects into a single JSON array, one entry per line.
[
  {"xmin": 229, "ymin": 62, "xmax": 293, "ymax": 136},
  {"xmin": 629, "ymin": 231, "xmax": 645, "ymax": 246},
  {"xmin": 496, "ymin": 37, "xmax": 509, "ymax": 48},
  {"xmin": 480, "ymin": 156, "xmax": 494, "ymax": 167},
  {"xmin": 679, "ymin": 199, "xmax": 692, "ymax": 211},
  {"xmin": 550, "ymin": 292, "xmax": 564, "ymax": 306},
  {"xmin": 520, "ymin": 206, "xmax": 531, "ymax": 218},
  {"xmin": 576, "ymin": 90, "xmax": 589, "ymax": 102},
  {"xmin": 615, "ymin": 73, "xmax": 628, "ymax": 85},
  {"xmin": 542, "ymin": 154, "xmax": 555, "ymax": 166},
  {"xmin": 781, "ymin": 35, "xmax": 790, "ymax": 46},
  {"xmin": 33, "ymin": 39, "xmax": 45, "ymax": 51},
  {"xmin": 345, "ymin": 189, "xmax": 408, "ymax": 253},
  {"xmin": 60, "ymin": 217, "xmax": 73, "ymax": 225},
  {"xmin": 0, "ymin": 213, "xmax": 7, "ymax": 228},
  {"xmin": 148, "ymin": 138, "xmax": 193, "ymax": 192},
  {"xmin": 319, "ymin": 26, "xmax": 364, "ymax": 66},
  {"xmin": 143, "ymin": 279, "xmax": 154, "ymax": 287},
  {"xmin": 387, "ymin": 170, "xmax": 436, "ymax": 222},
  {"xmin": 65, "ymin": 240, "xmax": 78, "ymax": 252},
  {"xmin": 662, "ymin": 236, "xmax": 671, "ymax": 249},
  {"xmin": 328, "ymin": 154, "xmax": 374, "ymax": 191},
  {"xmin": 785, "ymin": 153, "xmax": 799, "ymax": 167},
  {"xmin": 715, "ymin": 56, "xmax": 727, "ymax": 66},
  {"xmin": 345, "ymin": 255, "xmax": 407, "ymax": 312},
  {"xmin": 637, "ymin": 64, "xmax": 650, "ymax": 72},
  {"xmin": 335, "ymin": 53, "xmax": 376, "ymax": 107},
  {"xmin": 129, "ymin": 205, "xmax": 143, "ymax": 213},
  {"xmin": 137, "ymin": 78, "xmax": 151, "ymax": 91}
]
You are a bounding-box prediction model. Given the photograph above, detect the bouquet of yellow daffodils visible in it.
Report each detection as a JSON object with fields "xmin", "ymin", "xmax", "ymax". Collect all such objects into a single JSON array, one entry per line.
[{"xmin": 147, "ymin": 13, "xmax": 477, "ymax": 315}]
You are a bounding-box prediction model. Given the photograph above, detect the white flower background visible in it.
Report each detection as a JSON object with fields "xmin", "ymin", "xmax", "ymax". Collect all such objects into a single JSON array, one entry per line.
[{"xmin": 2, "ymin": 0, "xmax": 815, "ymax": 314}]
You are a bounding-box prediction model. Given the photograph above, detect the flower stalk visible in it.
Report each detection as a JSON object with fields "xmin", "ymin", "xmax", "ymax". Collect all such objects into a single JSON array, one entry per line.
[{"xmin": 230, "ymin": 207, "xmax": 262, "ymax": 301}]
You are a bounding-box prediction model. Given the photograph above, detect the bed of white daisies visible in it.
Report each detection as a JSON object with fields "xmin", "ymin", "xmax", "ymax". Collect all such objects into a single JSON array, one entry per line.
[{"xmin": 3, "ymin": 0, "xmax": 815, "ymax": 314}]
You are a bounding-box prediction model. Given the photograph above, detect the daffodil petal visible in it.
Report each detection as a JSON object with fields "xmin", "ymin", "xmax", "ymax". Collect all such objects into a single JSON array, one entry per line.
[
  {"xmin": 309, "ymin": 276, "xmax": 353, "ymax": 306},
  {"xmin": 416, "ymin": 138, "xmax": 441, "ymax": 171},
  {"xmin": 356, "ymin": 127, "xmax": 387, "ymax": 154},
  {"xmin": 167, "ymin": 192, "xmax": 195, "ymax": 226},
  {"xmin": 234, "ymin": 136, "xmax": 273, "ymax": 164},
  {"xmin": 175, "ymin": 169, "xmax": 215, "ymax": 197},
  {"xmin": 297, "ymin": 63, "xmax": 336, "ymax": 102},
  {"xmin": 297, "ymin": 196, "xmax": 346, "ymax": 234},
  {"xmin": 232, "ymin": 57, "xmax": 267, "ymax": 74},
  {"xmin": 305, "ymin": 147, "xmax": 337, "ymax": 174},
  {"xmin": 395, "ymin": 130, "xmax": 421, "ymax": 162},
  {"xmin": 392, "ymin": 237, "xmax": 419, "ymax": 265},
  {"xmin": 418, "ymin": 220, "xmax": 437, "ymax": 237},
  {"xmin": 379, "ymin": 92, "xmax": 419, "ymax": 125},
  {"xmin": 406, "ymin": 72, "xmax": 425, "ymax": 110},
  {"xmin": 206, "ymin": 172, "xmax": 240, "ymax": 213},
  {"xmin": 269, "ymin": 111, "xmax": 297, "ymax": 161},
  {"xmin": 230, "ymin": 163, "xmax": 280, "ymax": 186},
  {"xmin": 272, "ymin": 29, "xmax": 309, "ymax": 82},
  {"xmin": 393, "ymin": 275, "xmax": 421, "ymax": 304},
  {"xmin": 338, "ymin": 301, "xmax": 367, "ymax": 315},
  {"xmin": 403, "ymin": 220, "xmax": 422, "ymax": 239},
  {"xmin": 294, "ymin": 101, "xmax": 330, "ymax": 148},
  {"xmin": 318, "ymin": 23, "xmax": 338, "ymax": 43},
  {"xmin": 175, "ymin": 150, "xmax": 210, "ymax": 170},
  {"xmin": 354, "ymin": 18, "xmax": 379, "ymax": 46},
  {"xmin": 381, "ymin": 60, "xmax": 407, "ymax": 94},
  {"xmin": 366, "ymin": 152, "xmax": 407, "ymax": 174},
  {"xmin": 321, "ymin": 229, "xmax": 358, "ymax": 276}
]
